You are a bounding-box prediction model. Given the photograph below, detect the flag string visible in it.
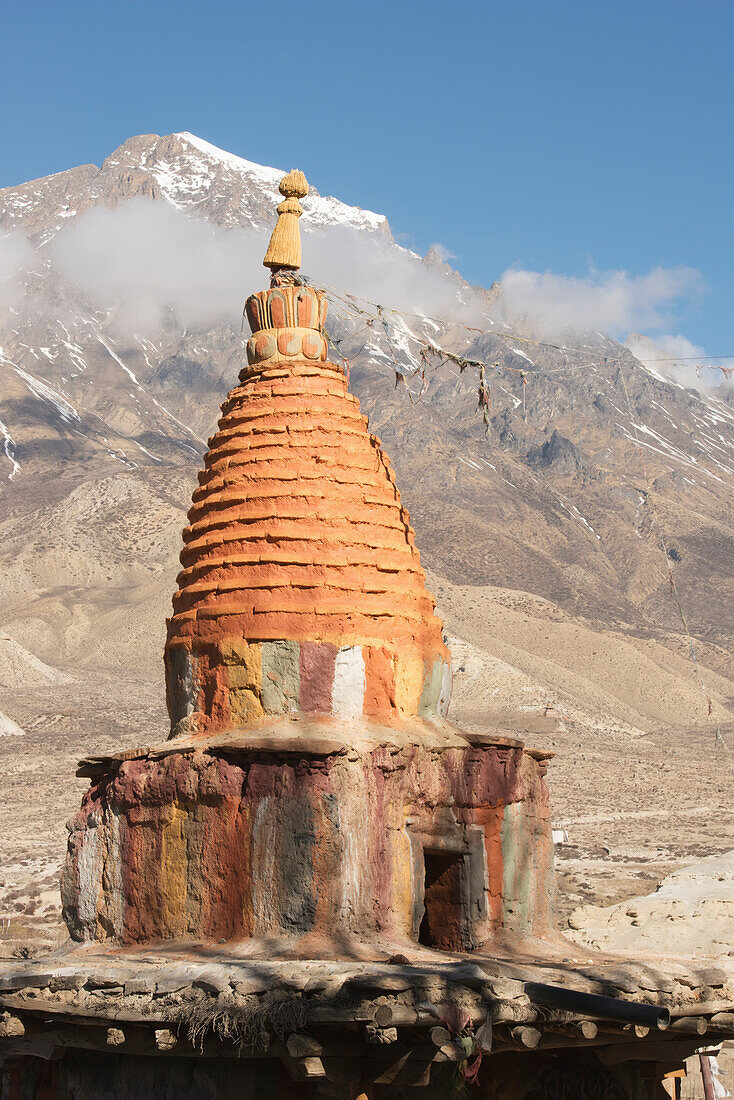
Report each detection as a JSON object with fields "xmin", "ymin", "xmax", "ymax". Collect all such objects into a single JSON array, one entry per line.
[{"xmin": 305, "ymin": 279, "xmax": 734, "ymax": 376}]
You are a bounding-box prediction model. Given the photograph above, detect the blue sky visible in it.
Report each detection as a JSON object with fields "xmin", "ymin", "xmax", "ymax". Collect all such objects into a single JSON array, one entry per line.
[{"xmin": 3, "ymin": 0, "xmax": 733, "ymax": 356}]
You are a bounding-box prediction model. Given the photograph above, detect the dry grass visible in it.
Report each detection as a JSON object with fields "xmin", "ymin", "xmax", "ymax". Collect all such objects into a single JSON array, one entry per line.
[{"xmin": 175, "ymin": 991, "xmax": 307, "ymax": 1053}]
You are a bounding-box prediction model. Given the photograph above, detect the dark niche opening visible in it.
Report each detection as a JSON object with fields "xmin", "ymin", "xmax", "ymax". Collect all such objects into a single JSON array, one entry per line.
[{"xmin": 418, "ymin": 850, "xmax": 464, "ymax": 951}]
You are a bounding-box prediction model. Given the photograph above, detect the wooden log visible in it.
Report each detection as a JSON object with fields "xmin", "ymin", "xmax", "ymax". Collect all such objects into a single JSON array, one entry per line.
[
  {"xmin": 282, "ymin": 1051, "xmax": 328, "ymax": 1081},
  {"xmin": 373, "ymin": 1005, "xmax": 394, "ymax": 1028},
  {"xmin": 547, "ymin": 1021, "xmax": 598, "ymax": 1040},
  {"xmin": 596, "ymin": 1023, "xmax": 648, "ymax": 1039},
  {"xmin": 1, "ymin": 1020, "xmax": 344, "ymax": 1062},
  {"xmin": 429, "ymin": 1026, "xmax": 452, "ymax": 1049},
  {"xmin": 154, "ymin": 1029, "xmax": 177, "ymax": 1051},
  {"xmin": 370, "ymin": 1004, "xmax": 487, "ymax": 1029},
  {"xmin": 306, "ymin": 1004, "xmax": 374, "ymax": 1024},
  {"xmin": 671, "ymin": 1002, "xmax": 732, "ymax": 1018},
  {"xmin": 709, "ymin": 1013, "xmax": 734, "ymax": 1032},
  {"xmin": 0, "ymin": 994, "xmax": 155, "ymax": 1024},
  {"xmin": 299, "ymin": 1056, "xmax": 326, "ymax": 1079},
  {"xmin": 283, "ymin": 1054, "xmax": 326, "ymax": 1080},
  {"xmin": 364, "ymin": 1025, "xmax": 397, "ymax": 1045},
  {"xmin": 509, "ymin": 1026, "xmax": 542, "ymax": 1049},
  {"xmin": 669, "ymin": 1017, "xmax": 707, "ymax": 1036},
  {"xmin": 490, "ymin": 999, "xmax": 534, "ymax": 1024}
]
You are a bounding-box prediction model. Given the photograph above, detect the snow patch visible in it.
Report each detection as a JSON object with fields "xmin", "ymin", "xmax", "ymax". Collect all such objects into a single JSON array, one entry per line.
[
  {"xmin": 173, "ymin": 132, "xmax": 386, "ymax": 234},
  {"xmin": 0, "ymin": 417, "xmax": 20, "ymax": 479},
  {"xmin": 0, "ymin": 349, "xmax": 81, "ymax": 424},
  {"xmin": 510, "ymin": 346, "xmax": 534, "ymax": 364}
]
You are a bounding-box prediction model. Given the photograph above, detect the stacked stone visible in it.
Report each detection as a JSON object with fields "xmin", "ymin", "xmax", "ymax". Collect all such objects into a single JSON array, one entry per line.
[{"xmin": 165, "ymin": 283, "xmax": 451, "ymax": 738}]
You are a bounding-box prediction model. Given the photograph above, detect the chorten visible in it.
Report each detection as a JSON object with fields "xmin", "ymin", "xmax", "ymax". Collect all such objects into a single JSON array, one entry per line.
[{"xmin": 62, "ymin": 170, "xmax": 553, "ymax": 950}]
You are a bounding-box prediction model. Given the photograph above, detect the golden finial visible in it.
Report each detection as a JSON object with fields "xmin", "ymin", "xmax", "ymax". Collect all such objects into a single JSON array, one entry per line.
[{"xmin": 263, "ymin": 170, "xmax": 309, "ymax": 272}]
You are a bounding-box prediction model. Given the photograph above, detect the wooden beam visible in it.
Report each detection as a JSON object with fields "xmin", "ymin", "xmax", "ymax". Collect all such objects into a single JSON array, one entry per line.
[
  {"xmin": 369, "ymin": 1003, "xmax": 488, "ymax": 1028},
  {"xmin": 364, "ymin": 1025, "xmax": 397, "ymax": 1045},
  {"xmin": 429, "ymin": 1026, "xmax": 452, "ymax": 1049},
  {"xmin": 671, "ymin": 1003, "xmax": 732, "ymax": 1018},
  {"xmin": 154, "ymin": 1029, "xmax": 177, "ymax": 1051},
  {"xmin": 490, "ymin": 1000, "xmax": 533, "ymax": 1024},
  {"xmin": 700, "ymin": 1053, "xmax": 716, "ymax": 1100},
  {"xmin": 597, "ymin": 1040, "xmax": 700, "ymax": 1066}
]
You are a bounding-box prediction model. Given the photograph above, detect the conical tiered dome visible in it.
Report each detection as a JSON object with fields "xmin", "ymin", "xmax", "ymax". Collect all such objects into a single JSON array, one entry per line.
[{"xmin": 165, "ymin": 282, "xmax": 450, "ymax": 737}]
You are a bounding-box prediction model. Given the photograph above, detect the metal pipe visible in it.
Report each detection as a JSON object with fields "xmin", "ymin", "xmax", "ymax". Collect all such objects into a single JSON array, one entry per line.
[{"xmin": 524, "ymin": 982, "xmax": 670, "ymax": 1030}]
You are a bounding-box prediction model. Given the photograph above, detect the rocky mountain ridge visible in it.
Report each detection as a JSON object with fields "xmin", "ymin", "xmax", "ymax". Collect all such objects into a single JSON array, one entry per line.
[{"xmin": 1, "ymin": 131, "xmax": 388, "ymax": 242}]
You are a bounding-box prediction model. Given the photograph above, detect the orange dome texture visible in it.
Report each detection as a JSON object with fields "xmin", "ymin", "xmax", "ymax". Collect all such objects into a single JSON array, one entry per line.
[{"xmin": 164, "ymin": 283, "xmax": 451, "ymax": 737}]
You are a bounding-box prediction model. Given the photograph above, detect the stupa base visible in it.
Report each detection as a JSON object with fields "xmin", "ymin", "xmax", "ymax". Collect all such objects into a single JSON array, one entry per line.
[{"xmin": 64, "ymin": 717, "xmax": 555, "ymax": 948}]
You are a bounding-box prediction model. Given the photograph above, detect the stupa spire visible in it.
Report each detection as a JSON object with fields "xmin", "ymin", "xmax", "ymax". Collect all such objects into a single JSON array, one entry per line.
[
  {"xmin": 163, "ymin": 176, "xmax": 451, "ymax": 739},
  {"xmin": 262, "ymin": 169, "xmax": 309, "ymax": 273}
]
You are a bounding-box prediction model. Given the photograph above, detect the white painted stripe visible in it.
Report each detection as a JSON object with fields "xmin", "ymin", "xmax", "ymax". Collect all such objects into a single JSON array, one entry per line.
[{"xmin": 332, "ymin": 646, "xmax": 366, "ymax": 718}]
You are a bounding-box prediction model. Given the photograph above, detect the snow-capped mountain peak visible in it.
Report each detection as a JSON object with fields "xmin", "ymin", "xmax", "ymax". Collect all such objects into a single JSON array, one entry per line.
[{"xmin": 0, "ymin": 131, "xmax": 389, "ymax": 243}]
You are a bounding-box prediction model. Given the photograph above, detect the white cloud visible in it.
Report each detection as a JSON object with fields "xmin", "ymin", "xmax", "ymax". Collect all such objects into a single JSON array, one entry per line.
[
  {"xmin": 0, "ymin": 230, "xmax": 35, "ymax": 323},
  {"xmin": 45, "ymin": 198, "xmax": 485, "ymax": 338},
  {"xmin": 497, "ymin": 265, "xmax": 704, "ymax": 342},
  {"xmin": 10, "ymin": 198, "xmax": 714, "ymax": 393},
  {"xmin": 48, "ymin": 200, "xmax": 267, "ymax": 334},
  {"xmin": 625, "ymin": 332, "xmax": 714, "ymax": 389}
]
